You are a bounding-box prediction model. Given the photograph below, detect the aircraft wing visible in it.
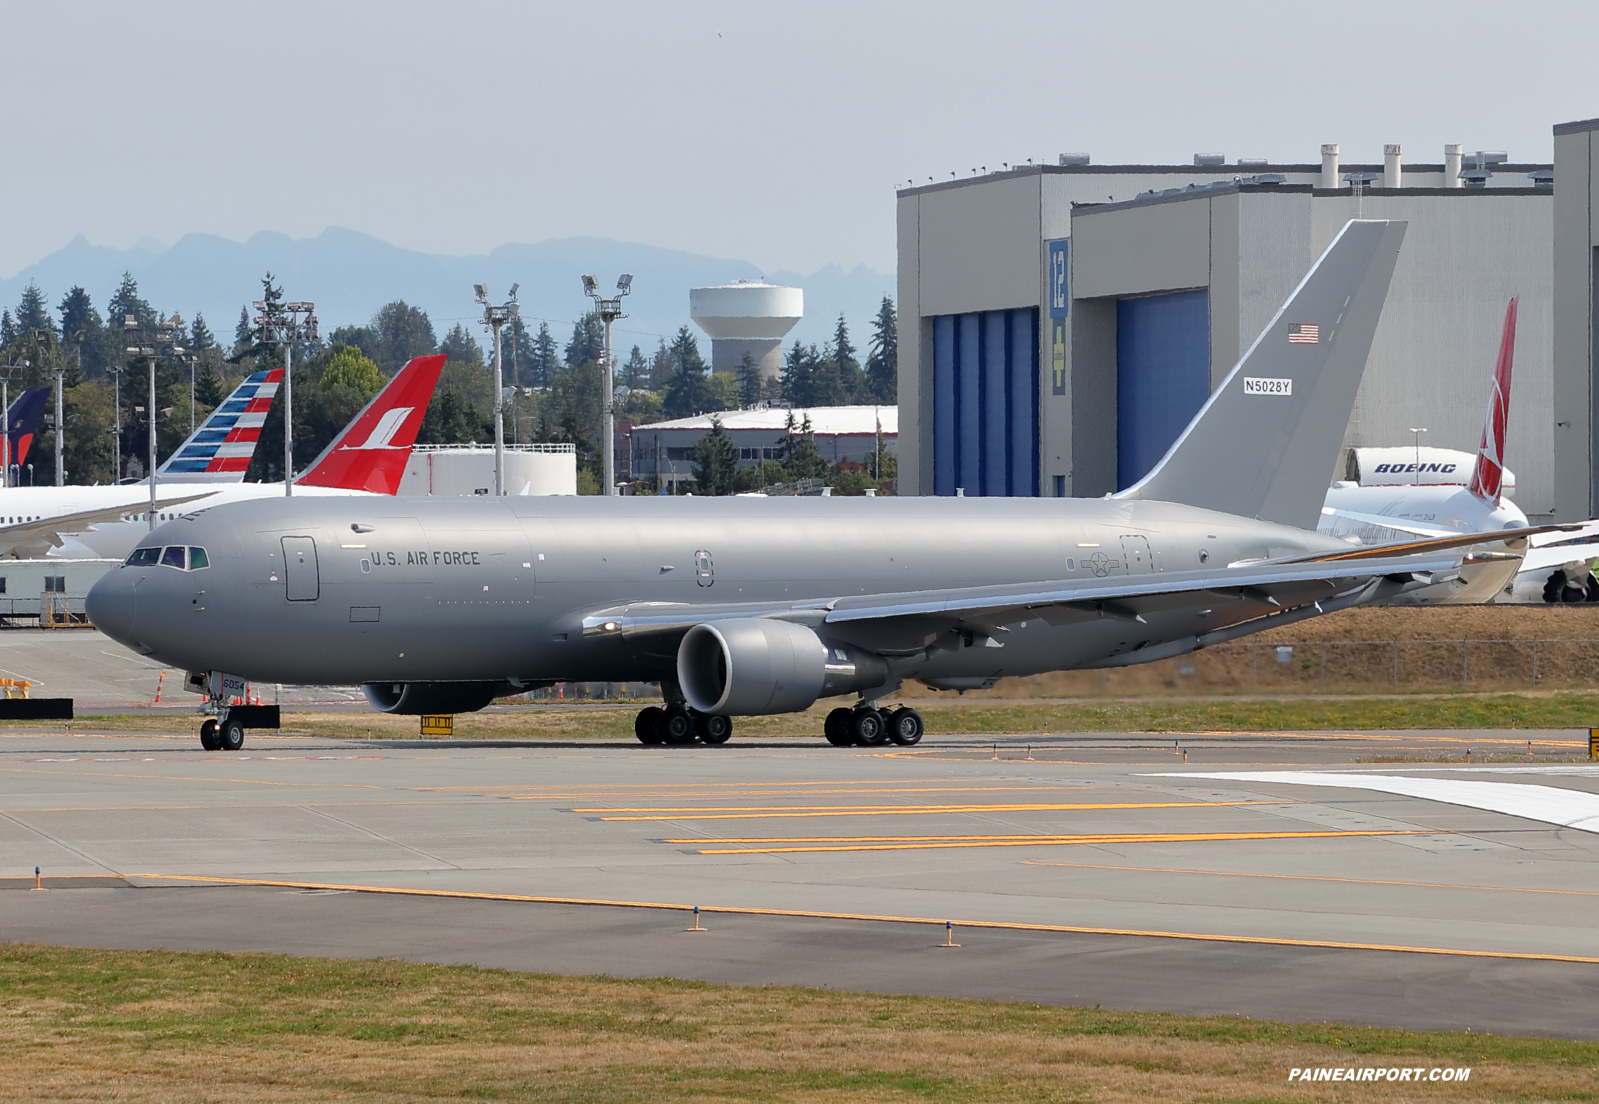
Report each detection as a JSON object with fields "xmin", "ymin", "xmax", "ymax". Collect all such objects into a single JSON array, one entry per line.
[
  {"xmin": 1318, "ymin": 507, "xmax": 1458, "ymax": 539},
  {"xmin": 0, "ymin": 492, "xmax": 217, "ymax": 555},
  {"xmin": 579, "ymin": 549, "xmax": 1466, "ymax": 659},
  {"xmin": 1270, "ymin": 523, "xmax": 1581, "ymax": 564}
]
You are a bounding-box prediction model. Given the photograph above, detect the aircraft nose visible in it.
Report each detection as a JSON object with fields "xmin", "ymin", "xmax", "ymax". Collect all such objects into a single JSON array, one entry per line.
[{"xmin": 86, "ymin": 570, "xmax": 138, "ymax": 647}]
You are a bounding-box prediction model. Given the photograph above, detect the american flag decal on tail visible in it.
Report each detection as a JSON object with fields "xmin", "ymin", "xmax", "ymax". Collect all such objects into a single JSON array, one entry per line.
[
  {"xmin": 1288, "ymin": 323, "xmax": 1319, "ymax": 345},
  {"xmin": 157, "ymin": 368, "xmax": 283, "ymax": 482}
]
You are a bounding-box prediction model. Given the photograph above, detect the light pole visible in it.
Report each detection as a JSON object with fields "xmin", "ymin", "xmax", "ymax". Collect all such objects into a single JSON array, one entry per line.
[
  {"xmin": 1408, "ymin": 427, "xmax": 1428, "ymax": 485},
  {"xmin": 253, "ymin": 298, "xmax": 317, "ymax": 493},
  {"xmin": 583, "ymin": 273, "xmax": 632, "ymax": 495},
  {"xmin": 124, "ymin": 313, "xmax": 185, "ymax": 529},
  {"xmin": 184, "ymin": 354, "xmax": 200, "ymax": 433},
  {"xmin": 107, "ymin": 364, "xmax": 123, "ymax": 483},
  {"xmin": 474, "ymin": 283, "xmax": 520, "ymax": 497},
  {"xmin": 0, "ymin": 358, "xmax": 29, "ymax": 488},
  {"xmin": 53, "ymin": 357, "xmax": 64, "ymax": 487}
]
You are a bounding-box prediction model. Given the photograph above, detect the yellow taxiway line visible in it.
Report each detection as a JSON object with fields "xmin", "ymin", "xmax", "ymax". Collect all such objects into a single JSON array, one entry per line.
[
  {"xmin": 131, "ymin": 873, "xmax": 1599, "ymax": 966},
  {"xmin": 681, "ymin": 829, "xmax": 1433, "ymax": 854},
  {"xmin": 576, "ymin": 800, "xmax": 1285, "ymax": 821},
  {"xmin": 1020, "ymin": 859, "xmax": 1599, "ymax": 897}
]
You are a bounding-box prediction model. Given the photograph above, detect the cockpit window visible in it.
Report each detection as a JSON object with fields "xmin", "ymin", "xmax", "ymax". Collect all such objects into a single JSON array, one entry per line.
[
  {"xmin": 160, "ymin": 546, "xmax": 187, "ymax": 569},
  {"xmin": 188, "ymin": 547, "xmax": 209, "ymax": 570},
  {"xmin": 125, "ymin": 547, "xmax": 160, "ymax": 567}
]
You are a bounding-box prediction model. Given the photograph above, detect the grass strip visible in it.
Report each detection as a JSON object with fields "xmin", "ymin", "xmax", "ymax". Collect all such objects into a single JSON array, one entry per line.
[{"xmin": 0, "ymin": 942, "xmax": 1594, "ymax": 1102}]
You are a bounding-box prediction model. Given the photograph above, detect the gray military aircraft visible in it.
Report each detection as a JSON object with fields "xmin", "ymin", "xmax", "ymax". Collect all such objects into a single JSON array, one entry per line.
[{"xmin": 86, "ymin": 220, "xmax": 1549, "ymax": 751}]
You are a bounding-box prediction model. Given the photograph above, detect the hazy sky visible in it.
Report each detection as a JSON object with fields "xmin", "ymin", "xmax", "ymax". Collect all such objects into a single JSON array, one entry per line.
[{"xmin": 3, "ymin": 0, "xmax": 1595, "ymax": 281}]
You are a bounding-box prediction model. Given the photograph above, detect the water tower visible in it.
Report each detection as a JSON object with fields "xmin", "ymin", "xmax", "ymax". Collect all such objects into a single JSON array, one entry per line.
[{"xmin": 689, "ymin": 281, "xmax": 803, "ymax": 383}]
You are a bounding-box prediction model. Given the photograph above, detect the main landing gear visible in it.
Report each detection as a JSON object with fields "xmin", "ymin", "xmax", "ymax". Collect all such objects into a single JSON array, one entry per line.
[
  {"xmin": 825, "ymin": 705, "xmax": 923, "ymax": 747},
  {"xmin": 634, "ymin": 704, "xmax": 733, "ymax": 746}
]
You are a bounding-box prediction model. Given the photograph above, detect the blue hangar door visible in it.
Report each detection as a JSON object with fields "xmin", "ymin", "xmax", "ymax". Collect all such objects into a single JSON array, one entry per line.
[
  {"xmin": 931, "ymin": 308, "xmax": 1039, "ymax": 496},
  {"xmin": 1116, "ymin": 289, "xmax": 1210, "ymax": 490}
]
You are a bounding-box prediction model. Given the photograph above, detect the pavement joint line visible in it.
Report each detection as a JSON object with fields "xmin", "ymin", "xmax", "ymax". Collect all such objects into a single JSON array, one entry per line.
[
  {"xmin": 1017, "ymin": 859, "xmax": 1599, "ymax": 896},
  {"xmin": 128, "ymin": 874, "xmax": 1599, "ymax": 965}
]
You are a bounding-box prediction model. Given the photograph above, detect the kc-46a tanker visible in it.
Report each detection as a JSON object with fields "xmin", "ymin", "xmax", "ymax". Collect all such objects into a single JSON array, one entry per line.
[{"xmin": 87, "ymin": 221, "xmax": 1570, "ymax": 751}]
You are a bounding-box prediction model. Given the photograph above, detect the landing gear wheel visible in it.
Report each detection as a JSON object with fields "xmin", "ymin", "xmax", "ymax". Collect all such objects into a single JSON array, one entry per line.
[
  {"xmin": 634, "ymin": 706, "xmax": 666, "ymax": 745},
  {"xmin": 698, "ymin": 713, "xmax": 733, "ymax": 744},
  {"xmin": 663, "ymin": 706, "xmax": 697, "ymax": 745},
  {"xmin": 218, "ymin": 717, "xmax": 245, "ymax": 752},
  {"xmin": 199, "ymin": 718, "xmax": 220, "ymax": 751},
  {"xmin": 824, "ymin": 707, "xmax": 854, "ymax": 746},
  {"xmin": 1585, "ymin": 573, "xmax": 1599, "ymax": 603},
  {"xmin": 888, "ymin": 707, "xmax": 924, "ymax": 746},
  {"xmin": 850, "ymin": 708, "xmax": 888, "ymax": 747}
]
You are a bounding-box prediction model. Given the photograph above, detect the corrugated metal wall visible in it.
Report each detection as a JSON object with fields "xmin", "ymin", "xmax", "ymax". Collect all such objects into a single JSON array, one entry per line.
[
  {"xmin": 932, "ymin": 309, "xmax": 1039, "ymax": 496},
  {"xmin": 1116, "ymin": 289, "xmax": 1210, "ymax": 489}
]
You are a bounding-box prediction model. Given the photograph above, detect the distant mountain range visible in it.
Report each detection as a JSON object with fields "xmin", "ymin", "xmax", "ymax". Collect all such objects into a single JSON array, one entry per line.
[{"xmin": 0, "ymin": 229, "xmax": 895, "ymax": 354}]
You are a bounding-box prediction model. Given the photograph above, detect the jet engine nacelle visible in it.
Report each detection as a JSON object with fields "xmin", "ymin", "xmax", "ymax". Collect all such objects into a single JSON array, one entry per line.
[
  {"xmin": 361, "ymin": 681, "xmax": 507, "ymax": 715},
  {"xmin": 677, "ymin": 618, "xmax": 886, "ymax": 716}
]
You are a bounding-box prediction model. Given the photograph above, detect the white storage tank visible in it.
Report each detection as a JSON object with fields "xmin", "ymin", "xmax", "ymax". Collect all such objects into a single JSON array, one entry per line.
[
  {"xmin": 689, "ymin": 281, "xmax": 803, "ymax": 381},
  {"xmin": 397, "ymin": 444, "xmax": 578, "ymax": 496}
]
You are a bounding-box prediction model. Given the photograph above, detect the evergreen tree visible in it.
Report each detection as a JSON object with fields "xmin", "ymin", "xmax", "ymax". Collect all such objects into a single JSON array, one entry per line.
[
  {"xmin": 195, "ymin": 360, "xmax": 225, "ymax": 407},
  {"xmin": 0, "ymin": 310, "xmax": 15, "ymax": 347},
  {"xmin": 648, "ymin": 338, "xmax": 673, "ymax": 390},
  {"xmin": 57, "ymin": 286, "xmax": 117, "ymax": 377},
  {"xmin": 782, "ymin": 341, "xmax": 844, "ymax": 407},
  {"xmin": 662, "ymin": 326, "xmax": 714, "ymax": 419},
  {"xmin": 833, "ymin": 313, "xmax": 858, "ymax": 379},
  {"xmin": 784, "ymin": 413, "xmax": 829, "ymax": 481},
  {"xmin": 530, "ymin": 322, "xmax": 559, "ymax": 388},
  {"xmin": 58, "ymin": 286, "xmax": 97, "ymax": 341},
  {"xmin": 108, "ymin": 272, "xmax": 156, "ymax": 332},
  {"xmin": 440, "ymin": 322, "xmax": 484, "ymax": 365},
  {"xmin": 622, "ymin": 344, "xmax": 648, "ymax": 389},
  {"xmin": 505, "ymin": 314, "xmax": 535, "ymax": 387},
  {"xmin": 691, "ymin": 415, "xmax": 738, "ymax": 496},
  {"xmin": 189, "ymin": 312, "xmax": 216, "ymax": 352},
  {"xmin": 736, "ymin": 351, "xmax": 765, "ymax": 407},
  {"xmin": 865, "ymin": 296, "xmax": 898, "ymax": 403},
  {"xmin": 15, "ymin": 282, "xmax": 55, "ymax": 336},
  {"xmin": 564, "ymin": 312, "xmax": 604, "ymax": 368},
  {"xmin": 233, "ymin": 305, "xmax": 253, "ymax": 352},
  {"xmin": 369, "ymin": 301, "xmax": 437, "ymax": 374}
]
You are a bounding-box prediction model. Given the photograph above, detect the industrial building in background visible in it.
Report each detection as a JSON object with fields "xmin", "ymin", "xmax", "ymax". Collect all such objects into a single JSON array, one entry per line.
[
  {"xmin": 894, "ymin": 136, "xmax": 1596, "ymax": 520},
  {"xmin": 631, "ymin": 406, "xmax": 896, "ymax": 493},
  {"xmin": 690, "ymin": 281, "xmax": 803, "ymax": 383},
  {"xmin": 396, "ymin": 444, "xmax": 578, "ymax": 497}
]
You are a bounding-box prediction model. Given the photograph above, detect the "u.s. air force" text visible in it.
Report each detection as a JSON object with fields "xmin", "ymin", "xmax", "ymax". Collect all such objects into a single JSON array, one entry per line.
[{"xmin": 370, "ymin": 550, "xmax": 481, "ymax": 567}]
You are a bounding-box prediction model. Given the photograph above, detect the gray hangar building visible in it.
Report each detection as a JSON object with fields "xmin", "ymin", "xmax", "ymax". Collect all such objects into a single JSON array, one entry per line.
[{"xmin": 893, "ymin": 133, "xmax": 1599, "ymax": 523}]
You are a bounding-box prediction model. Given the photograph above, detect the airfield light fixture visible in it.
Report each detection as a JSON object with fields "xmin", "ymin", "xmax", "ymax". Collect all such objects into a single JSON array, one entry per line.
[
  {"xmin": 476, "ymin": 284, "xmax": 520, "ymax": 497},
  {"xmin": 252, "ymin": 296, "xmax": 318, "ymax": 495},
  {"xmin": 584, "ymin": 273, "xmax": 632, "ymax": 495}
]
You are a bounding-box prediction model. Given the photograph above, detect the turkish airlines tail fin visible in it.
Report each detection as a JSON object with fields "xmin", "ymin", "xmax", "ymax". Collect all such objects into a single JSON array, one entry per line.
[
  {"xmin": 158, "ymin": 368, "xmax": 283, "ymax": 482},
  {"xmin": 1118, "ymin": 219, "xmax": 1407, "ymax": 531},
  {"xmin": 5, "ymin": 386, "xmax": 50, "ymax": 471},
  {"xmin": 296, "ymin": 354, "xmax": 446, "ymax": 493},
  {"xmin": 1467, "ymin": 297, "xmax": 1518, "ymax": 504}
]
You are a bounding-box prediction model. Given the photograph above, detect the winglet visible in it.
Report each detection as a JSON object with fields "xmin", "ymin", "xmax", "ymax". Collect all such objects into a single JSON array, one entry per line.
[
  {"xmin": 5, "ymin": 386, "xmax": 50, "ymax": 471},
  {"xmin": 157, "ymin": 368, "xmax": 283, "ymax": 483},
  {"xmin": 296, "ymin": 354, "xmax": 446, "ymax": 493},
  {"xmin": 1116, "ymin": 219, "xmax": 1407, "ymax": 531},
  {"xmin": 1467, "ymin": 296, "xmax": 1518, "ymax": 504}
]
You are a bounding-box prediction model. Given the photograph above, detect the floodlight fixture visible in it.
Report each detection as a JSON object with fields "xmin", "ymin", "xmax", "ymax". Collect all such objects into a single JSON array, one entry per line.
[
  {"xmin": 617, "ymin": 274, "xmax": 633, "ymax": 293},
  {"xmin": 581, "ymin": 274, "xmax": 598, "ymax": 294},
  {"xmin": 508, "ymin": 283, "xmax": 519, "ymax": 299},
  {"xmin": 474, "ymin": 283, "xmax": 489, "ymax": 303}
]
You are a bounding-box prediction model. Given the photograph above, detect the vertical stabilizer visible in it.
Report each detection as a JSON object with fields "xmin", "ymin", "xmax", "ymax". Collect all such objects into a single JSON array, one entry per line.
[
  {"xmin": 296, "ymin": 354, "xmax": 446, "ymax": 493},
  {"xmin": 158, "ymin": 368, "xmax": 283, "ymax": 482},
  {"xmin": 5, "ymin": 387, "xmax": 50, "ymax": 471},
  {"xmin": 1467, "ymin": 297, "xmax": 1518, "ymax": 504},
  {"xmin": 1117, "ymin": 219, "xmax": 1407, "ymax": 530}
]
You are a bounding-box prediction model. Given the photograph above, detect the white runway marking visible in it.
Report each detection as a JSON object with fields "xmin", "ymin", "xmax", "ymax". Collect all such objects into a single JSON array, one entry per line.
[{"xmin": 1147, "ymin": 771, "xmax": 1599, "ymax": 835}]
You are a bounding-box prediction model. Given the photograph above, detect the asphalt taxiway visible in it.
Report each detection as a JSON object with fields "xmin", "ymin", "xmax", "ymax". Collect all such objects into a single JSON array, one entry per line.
[{"xmin": 3, "ymin": 725, "xmax": 1598, "ymax": 1037}]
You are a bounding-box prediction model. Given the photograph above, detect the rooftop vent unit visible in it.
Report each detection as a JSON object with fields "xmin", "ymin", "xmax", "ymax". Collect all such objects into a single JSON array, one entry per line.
[
  {"xmin": 1193, "ymin": 152, "xmax": 1226, "ymax": 166},
  {"xmin": 1459, "ymin": 168, "xmax": 1493, "ymax": 188},
  {"xmin": 1058, "ymin": 152, "xmax": 1090, "ymax": 166},
  {"xmin": 1474, "ymin": 150, "xmax": 1508, "ymax": 166},
  {"xmin": 1527, "ymin": 168, "xmax": 1555, "ymax": 187},
  {"xmin": 1342, "ymin": 171, "xmax": 1380, "ymax": 187},
  {"xmin": 1237, "ymin": 158, "xmax": 1268, "ymax": 168},
  {"xmin": 1240, "ymin": 173, "xmax": 1287, "ymax": 186}
]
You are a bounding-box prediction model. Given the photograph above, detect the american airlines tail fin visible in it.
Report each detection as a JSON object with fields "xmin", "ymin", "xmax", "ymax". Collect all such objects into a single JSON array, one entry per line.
[
  {"xmin": 1467, "ymin": 296, "xmax": 1518, "ymax": 504},
  {"xmin": 296, "ymin": 354, "xmax": 446, "ymax": 493},
  {"xmin": 5, "ymin": 386, "xmax": 50, "ymax": 471},
  {"xmin": 158, "ymin": 368, "xmax": 283, "ymax": 482},
  {"xmin": 1117, "ymin": 219, "xmax": 1407, "ymax": 531}
]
